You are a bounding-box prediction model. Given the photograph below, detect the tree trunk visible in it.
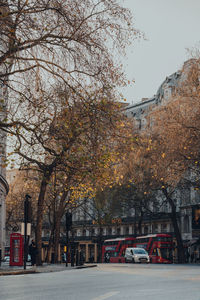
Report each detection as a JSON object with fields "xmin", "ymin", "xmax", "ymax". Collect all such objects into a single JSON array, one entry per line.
[
  {"xmin": 46, "ymin": 230, "xmax": 54, "ymax": 263},
  {"xmin": 134, "ymin": 206, "xmax": 137, "ymax": 237},
  {"xmin": 162, "ymin": 189, "xmax": 186, "ymax": 263},
  {"xmin": 35, "ymin": 174, "xmax": 50, "ymax": 265},
  {"xmin": 54, "ymin": 214, "xmax": 62, "ymax": 263},
  {"xmin": 138, "ymin": 211, "xmax": 144, "ymax": 235},
  {"xmin": 53, "ymin": 192, "xmax": 69, "ymax": 263}
]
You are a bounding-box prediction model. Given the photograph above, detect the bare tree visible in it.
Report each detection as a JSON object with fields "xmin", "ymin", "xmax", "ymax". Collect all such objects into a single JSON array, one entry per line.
[
  {"xmin": 0, "ymin": 0, "xmax": 139, "ymax": 107},
  {"xmin": 1, "ymin": 0, "xmax": 140, "ymax": 264}
]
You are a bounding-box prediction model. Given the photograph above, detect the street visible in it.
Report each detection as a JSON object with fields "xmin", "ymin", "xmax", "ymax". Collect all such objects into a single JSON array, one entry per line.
[{"xmin": 0, "ymin": 264, "xmax": 200, "ymax": 300}]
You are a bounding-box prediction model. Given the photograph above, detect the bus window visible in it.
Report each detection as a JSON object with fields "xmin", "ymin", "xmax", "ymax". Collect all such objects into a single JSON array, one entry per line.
[
  {"xmin": 157, "ymin": 237, "xmax": 172, "ymax": 242},
  {"xmin": 160, "ymin": 248, "xmax": 173, "ymax": 260}
]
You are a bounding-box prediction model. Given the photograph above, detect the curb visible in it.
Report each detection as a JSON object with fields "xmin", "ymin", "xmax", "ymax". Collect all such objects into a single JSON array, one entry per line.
[
  {"xmin": 0, "ymin": 264, "xmax": 97, "ymax": 276},
  {"xmin": 0, "ymin": 270, "xmax": 37, "ymax": 276},
  {"xmin": 75, "ymin": 264, "xmax": 97, "ymax": 269}
]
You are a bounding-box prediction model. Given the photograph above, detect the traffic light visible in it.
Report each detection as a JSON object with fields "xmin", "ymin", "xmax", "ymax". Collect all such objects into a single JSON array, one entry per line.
[{"xmin": 66, "ymin": 211, "xmax": 72, "ymax": 231}]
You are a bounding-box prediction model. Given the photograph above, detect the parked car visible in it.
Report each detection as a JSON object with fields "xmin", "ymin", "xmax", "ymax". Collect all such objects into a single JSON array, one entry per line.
[
  {"xmin": 125, "ymin": 247, "xmax": 150, "ymax": 263},
  {"xmin": 3, "ymin": 256, "xmax": 10, "ymax": 263}
]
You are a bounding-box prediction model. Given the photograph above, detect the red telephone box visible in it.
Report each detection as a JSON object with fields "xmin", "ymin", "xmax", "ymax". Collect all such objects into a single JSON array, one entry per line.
[{"xmin": 10, "ymin": 233, "xmax": 24, "ymax": 266}]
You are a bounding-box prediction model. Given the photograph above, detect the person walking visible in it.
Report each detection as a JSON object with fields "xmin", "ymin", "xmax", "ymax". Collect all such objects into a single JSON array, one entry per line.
[{"xmin": 29, "ymin": 240, "xmax": 38, "ymax": 267}]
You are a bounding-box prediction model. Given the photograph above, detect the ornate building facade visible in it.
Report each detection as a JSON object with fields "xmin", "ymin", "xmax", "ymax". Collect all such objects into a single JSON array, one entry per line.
[{"xmin": 70, "ymin": 60, "xmax": 200, "ymax": 262}]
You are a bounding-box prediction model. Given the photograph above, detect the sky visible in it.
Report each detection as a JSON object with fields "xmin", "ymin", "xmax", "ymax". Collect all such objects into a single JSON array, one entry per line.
[{"xmin": 121, "ymin": 0, "xmax": 200, "ymax": 104}]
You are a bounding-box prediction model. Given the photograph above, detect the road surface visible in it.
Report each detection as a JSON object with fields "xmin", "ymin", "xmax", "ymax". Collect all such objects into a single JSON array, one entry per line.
[{"xmin": 0, "ymin": 263, "xmax": 200, "ymax": 300}]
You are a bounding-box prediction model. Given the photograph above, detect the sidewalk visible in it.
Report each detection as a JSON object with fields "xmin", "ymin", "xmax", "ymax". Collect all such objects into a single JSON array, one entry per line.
[{"xmin": 0, "ymin": 262, "xmax": 97, "ymax": 276}]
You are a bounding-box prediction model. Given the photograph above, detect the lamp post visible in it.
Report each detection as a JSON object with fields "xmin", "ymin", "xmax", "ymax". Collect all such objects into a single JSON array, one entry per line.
[
  {"xmin": 24, "ymin": 194, "xmax": 31, "ymax": 270},
  {"xmin": 65, "ymin": 211, "xmax": 72, "ymax": 267}
]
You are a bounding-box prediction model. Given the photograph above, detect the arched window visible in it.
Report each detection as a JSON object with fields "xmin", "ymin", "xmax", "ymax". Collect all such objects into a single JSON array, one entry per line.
[{"xmin": 183, "ymin": 215, "xmax": 190, "ymax": 233}]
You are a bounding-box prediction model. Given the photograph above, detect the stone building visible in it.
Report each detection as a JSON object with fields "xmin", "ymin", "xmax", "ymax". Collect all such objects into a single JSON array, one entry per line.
[{"xmin": 70, "ymin": 60, "xmax": 200, "ymax": 262}]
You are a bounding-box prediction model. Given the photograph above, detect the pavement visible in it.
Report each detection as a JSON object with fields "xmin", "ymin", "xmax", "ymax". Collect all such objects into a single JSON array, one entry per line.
[{"xmin": 0, "ymin": 262, "xmax": 97, "ymax": 276}]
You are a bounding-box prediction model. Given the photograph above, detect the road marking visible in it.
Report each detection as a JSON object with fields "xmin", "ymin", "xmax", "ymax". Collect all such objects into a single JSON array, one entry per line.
[{"xmin": 92, "ymin": 291, "xmax": 119, "ymax": 300}]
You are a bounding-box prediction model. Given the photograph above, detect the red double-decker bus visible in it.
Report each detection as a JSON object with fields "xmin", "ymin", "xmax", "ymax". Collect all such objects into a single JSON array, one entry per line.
[
  {"xmin": 133, "ymin": 234, "xmax": 173, "ymax": 263},
  {"xmin": 102, "ymin": 234, "xmax": 173, "ymax": 263},
  {"xmin": 102, "ymin": 237, "xmax": 135, "ymax": 263}
]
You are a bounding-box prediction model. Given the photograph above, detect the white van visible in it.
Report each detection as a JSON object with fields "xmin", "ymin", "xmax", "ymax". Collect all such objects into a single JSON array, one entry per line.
[{"xmin": 125, "ymin": 247, "xmax": 150, "ymax": 263}]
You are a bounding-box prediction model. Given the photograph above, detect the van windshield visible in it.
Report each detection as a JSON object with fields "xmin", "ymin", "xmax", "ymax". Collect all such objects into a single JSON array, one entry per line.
[{"xmin": 133, "ymin": 249, "xmax": 147, "ymax": 255}]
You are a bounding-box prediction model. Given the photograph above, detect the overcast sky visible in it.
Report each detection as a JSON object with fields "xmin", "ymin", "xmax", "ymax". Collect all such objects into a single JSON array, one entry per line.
[{"xmin": 121, "ymin": 0, "xmax": 200, "ymax": 104}]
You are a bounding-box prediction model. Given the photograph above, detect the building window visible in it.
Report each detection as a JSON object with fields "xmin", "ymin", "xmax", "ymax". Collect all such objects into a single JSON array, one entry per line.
[
  {"xmin": 138, "ymin": 119, "xmax": 142, "ymax": 130},
  {"xmin": 153, "ymin": 202, "xmax": 159, "ymax": 213},
  {"xmin": 125, "ymin": 227, "xmax": 129, "ymax": 235},
  {"xmin": 152, "ymin": 224, "xmax": 158, "ymax": 233},
  {"xmin": 161, "ymin": 224, "xmax": 167, "ymax": 233},
  {"xmin": 183, "ymin": 215, "xmax": 190, "ymax": 233},
  {"xmin": 117, "ymin": 227, "xmax": 120, "ymax": 235},
  {"xmin": 106, "ymin": 227, "xmax": 112, "ymax": 236},
  {"xmin": 144, "ymin": 226, "xmax": 148, "ymax": 235}
]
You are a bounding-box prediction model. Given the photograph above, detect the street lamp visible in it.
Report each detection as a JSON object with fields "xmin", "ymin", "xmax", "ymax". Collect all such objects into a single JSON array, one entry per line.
[{"xmin": 65, "ymin": 211, "xmax": 72, "ymax": 267}]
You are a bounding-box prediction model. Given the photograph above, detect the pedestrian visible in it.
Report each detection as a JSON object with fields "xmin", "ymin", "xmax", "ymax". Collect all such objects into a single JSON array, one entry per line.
[
  {"xmin": 105, "ymin": 251, "xmax": 110, "ymax": 263},
  {"xmin": 29, "ymin": 240, "xmax": 38, "ymax": 267},
  {"xmin": 185, "ymin": 249, "xmax": 190, "ymax": 263},
  {"xmin": 79, "ymin": 250, "xmax": 84, "ymax": 265}
]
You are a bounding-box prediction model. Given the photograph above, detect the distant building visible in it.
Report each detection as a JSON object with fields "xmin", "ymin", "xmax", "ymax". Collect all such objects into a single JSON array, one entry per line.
[{"xmin": 70, "ymin": 60, "xmax": 200, "ymax": 262}]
